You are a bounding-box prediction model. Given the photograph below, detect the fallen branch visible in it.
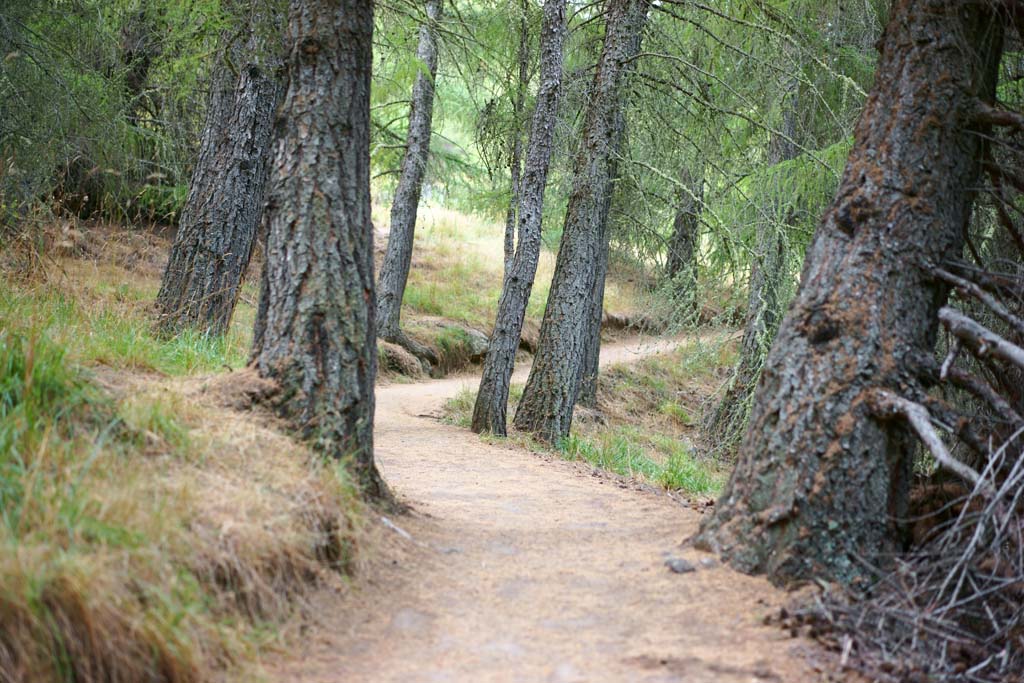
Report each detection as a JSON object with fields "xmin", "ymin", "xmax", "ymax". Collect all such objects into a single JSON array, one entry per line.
[
  {"xmin": 867, "ymin": 389, "xmax": 989, "ymax": 494},
  {"xmin": 939, "ymin": 306, "xmax": 1024, "ymax": 372},
  {"xmin": 934, "ymin": 267, "xmax": 1024, "ymax": 339}
]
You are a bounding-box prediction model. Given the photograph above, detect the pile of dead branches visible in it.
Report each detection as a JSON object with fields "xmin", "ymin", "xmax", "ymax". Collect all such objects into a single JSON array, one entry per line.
[
  {"xmin": 808, "ymin": 200, "xmax": 1024, "ymax": 680},
  {"xmin": 801, "ymin": 441, "xmax": 1023, "ymax": 683}
]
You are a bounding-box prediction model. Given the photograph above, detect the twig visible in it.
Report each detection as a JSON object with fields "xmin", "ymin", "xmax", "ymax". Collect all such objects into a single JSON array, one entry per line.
[
  {"xmin": 939, "ymin": 307, "xmax": 1024, "ymax": 372},
  {"xmin": 866, "ymin": 389, "xmax": 990, "ymax": 494}
]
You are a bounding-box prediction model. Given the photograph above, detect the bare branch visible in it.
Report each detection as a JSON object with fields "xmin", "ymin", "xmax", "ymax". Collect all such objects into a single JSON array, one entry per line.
[
  {"xmin": 867, "ymin": 389, "xmax": 989, "ymax": 493},
  {"xmin": 939, "ymin": 306, "xmax": 1024, "ymax": 371},
  {"xmin": 935, "ymin": 267, "xmax": 1024, "ymax": 337},
  {"xmin": 946, "ymin": 367, "xmax": 1024, "ymax": 429},
  {"xmin": 973, "ymin": 100, "xmax": 1024, "ymax": 131}
]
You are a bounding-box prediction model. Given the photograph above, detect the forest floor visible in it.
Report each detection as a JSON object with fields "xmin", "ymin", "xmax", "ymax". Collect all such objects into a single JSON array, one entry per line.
[{"xmin": 259, "ymin": 337, "xmax": 825, "ymax": 683}]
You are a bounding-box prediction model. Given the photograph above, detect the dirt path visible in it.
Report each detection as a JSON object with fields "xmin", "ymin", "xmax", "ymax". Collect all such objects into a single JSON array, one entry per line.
[{"xmin": 268, "ymin": 336, "xmax": 819, "ymax": 683}]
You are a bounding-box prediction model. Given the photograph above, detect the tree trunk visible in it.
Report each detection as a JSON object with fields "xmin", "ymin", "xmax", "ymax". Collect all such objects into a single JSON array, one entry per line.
[
  {"xmin": 664, "ymin": 166, "xmax": 703, "ymax": 308},
  {"xmin": 513, "ymin": 0, "xmax": 648, "ymax": 443},
  {"xmin": 703, "ymin": 83, "xmax": 799, "ymax": 444},
  {"xmin": 471, "ymin": 0, "xmax": 567, "ymax": 436},
  {"xmin": 375, "ymin": 0, "xmax": 442, "ymax": 360},
  {"xmin": 576, "ymin": 106, "xmax": 626, "ymax": 409},
  {"xmin": 502, "ymin": 0, "xmax": 530, "ymax": 282},
  {"xmin": 156, "ymin": 18, "xmax": 282, "ymax": 337},
  {"xmin": 571, "ymin": 4, "xmax": 647, "ymax": 411},
  {"xmin": 694, "ymin": 0, "xmax": 1002, "ymax": 586},
  {"xmin": 250, "ymin": 0, "xmax": 390, "ymax": 502}
]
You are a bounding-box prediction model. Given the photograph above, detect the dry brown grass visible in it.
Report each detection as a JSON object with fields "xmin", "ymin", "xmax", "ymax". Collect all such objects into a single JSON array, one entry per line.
[
  {"xmin": 1, "ymin": 223, "xmax": 372, "ymax": 681},
  {"xmin": 0, "ymin": 364, "xmax": 372, "ymax": 682}
]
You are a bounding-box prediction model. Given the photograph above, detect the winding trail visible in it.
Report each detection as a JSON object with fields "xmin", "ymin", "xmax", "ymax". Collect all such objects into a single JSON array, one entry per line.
[{"xmin": 269, "ymin": 336, "xmax": 817, "ymax": 682}]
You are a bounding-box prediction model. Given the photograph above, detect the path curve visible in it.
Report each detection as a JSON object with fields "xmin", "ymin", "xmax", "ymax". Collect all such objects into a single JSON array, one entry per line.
[{"xmin": 269, "ymin": 335, "xmax": 816, "ymax": 683}]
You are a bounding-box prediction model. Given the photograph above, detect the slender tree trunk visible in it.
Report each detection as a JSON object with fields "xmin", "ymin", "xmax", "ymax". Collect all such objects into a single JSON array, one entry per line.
[
  {"xmin": 513, "ymin": 0, "xmax": 649, "ymax": 442},
  {"xmin": 471, "ymin": 0, "xmax": 567, "ymax": 435},
  {"xmin": 121, "ymin": 9, "xmax": 158, "ymax": 125},
  {"xmin": 704, "ymin": 83, "xmax": 799, "ymax": 443},
  {"xmin": 694, "ymin": 0, "xmax": 1002, "ymax": 585},
  {"xmin": 375, "ymin": 0, "xmax": 442, "ymax": 360},
  {"xmin": 664, "ymin": 166, "xmax": 703, "ymax": 305},
  {"xmin": 156, "ymin": 17, "xmax": 282, "ymax": 337},
  {"xmin": 503, "ymin": 0, "xmax": 530, "ymax": 281},
  {"xmin": 576, "ymin": 107, "xmax": 626, "ymax": 409},
  {"xmin": 573, "ymin": 4, "xmax": 647, "ymax": 410},
  {"xmin": 251, "ymin": 0, "xmax": 390, "ymax": 502}
]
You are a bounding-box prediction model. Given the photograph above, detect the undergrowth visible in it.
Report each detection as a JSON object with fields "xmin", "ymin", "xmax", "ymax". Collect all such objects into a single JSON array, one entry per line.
[
  {"xmin": 0, "ymin": 281, "xmax": 249, "ymax": 375},
  {"xmin": 442, "ymin": 339, "xmax": 732, "ymax": 497},
  {"xmin": 559, "ymin": 430, "xmax": 720, "ymax": 495}
]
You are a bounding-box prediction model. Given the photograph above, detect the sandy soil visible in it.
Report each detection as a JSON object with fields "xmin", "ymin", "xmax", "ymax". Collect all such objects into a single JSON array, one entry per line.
[{"xmin": 266, "ymin": 336, "xmax": 822, "ymax": 683}]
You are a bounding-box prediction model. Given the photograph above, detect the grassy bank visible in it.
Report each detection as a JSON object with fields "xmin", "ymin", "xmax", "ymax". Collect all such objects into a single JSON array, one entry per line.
[
  {"xmin": 443, "ymin": 338, "xmax": 734, "ymax": 498},
  {"xmin": 0, "ymin": 235, "xmax": 366, "ymax": 681}
]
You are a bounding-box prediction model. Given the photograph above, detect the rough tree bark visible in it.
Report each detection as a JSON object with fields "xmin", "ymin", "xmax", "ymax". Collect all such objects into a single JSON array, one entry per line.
[
  {"xmin": 156, "ymin": 16, "xmax": 282, "ymax": 337},
  {"xmin": 574, "ymin": 3, "xmax": 647, "ymax": 410},
  {"xmin": 251, "ymin": 0, "xmax": 390, "ymax": 501},
  {"xmin": 513, "ymin": 0, "xmax": 649, "ymax": 442},
  {"xmin": 664, "ymin": 165, "xmax": 703, "ymax": 303},
  {"xmin": 375, "ymin": 0, "xmax": 442, "ymax": 361},
  {"xmin": 502, "ymin": 0, "xmax": 530, "ymax": 281},
  {"xmin": 576, "ymin": 106, "xmax": 626, "ymax": 409},
  {"xmin": 694, "ymin": 0, "xmax": 1003, "ymax": 585},
  {"xmin": 703, "ymin": 83, "xmax": 799, "ymax": 443},
  {"xmin": 471, "ymin": 0, "xmax": 567, "ymax": 435}
]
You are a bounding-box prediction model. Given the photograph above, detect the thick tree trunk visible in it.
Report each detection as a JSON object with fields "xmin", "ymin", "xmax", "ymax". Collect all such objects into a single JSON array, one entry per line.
[
  {"xmin": 375, "ymin": 0, "xmax": 442, "ymax": 358},
  {"xmin": 704, "ymin": 85, "xmax": 798, "ymax": 443},
  {"xmin": 569, "ymin": 4, "xmax": 647, "ymax": 411},
  {"xmin": 471, "ymin": 0, "xmax": 567, "ymax": 436},
  {"xmin": 513, "ymin": 0, "xmax": 648, "ymax": 442},
  {"xmin": 694, "ymin": 0, "xmax": 1002, "ymax": 585},
  {"xmin": 664, "ymin": 166, "xmax": 703, "ymax": 307},
  {"xmin": 251, "ymin": 0, "xmax": 390, "ymax": 502},
  {"xmin": 156, "ymin": 20, "xmax": 282, "ymax": 337}
]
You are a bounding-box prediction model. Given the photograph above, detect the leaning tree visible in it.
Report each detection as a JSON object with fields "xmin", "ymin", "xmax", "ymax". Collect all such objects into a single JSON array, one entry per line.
[
  {"xmin": 251, "ymin": 0, "xmax": 390, "ymax": 501},
  {"xmin": 695, "ymin": 0, "xmax": 1004, "ymax": 585},
  {"xmin": 704, "ymin": 77, "xmax": 801, "ymax": 444},
  {"xmin": 471, "ymin": 0, "xmax": 567, "ymax": 436},
  {"xmin": 375, "ymin": 0, "xmax": 442, "ymax": 363},
  {"xmin": 513, "ymin": 0, "xmax": 649, "ymax": 442},
  {"xmin": 156, "ymin": 5, "xmax": 282, "ymax": 337}
]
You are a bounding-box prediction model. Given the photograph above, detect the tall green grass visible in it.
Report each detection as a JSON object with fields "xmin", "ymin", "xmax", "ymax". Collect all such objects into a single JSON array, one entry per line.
[
  {"xmin": 0, "ymin": 284, "xmax": 248, "ymax": 374},
  {"xmin": 559, "ymin": 429, "xmax": 723, "ymax": 496},
  {"xmin": 0, "ymin": 323, "xmax": 227, "ymax": 682}
]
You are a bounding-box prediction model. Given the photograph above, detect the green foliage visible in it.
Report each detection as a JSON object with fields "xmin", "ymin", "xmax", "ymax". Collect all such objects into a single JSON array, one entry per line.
[
  {"xmin": 0, "ymin": 0, "xmax": 224, "ymax": 223},
  {"xmin": 558, "ymin": 429, "xmax": 722, "ymax": 496},
  {"xmin": 0, "ymin": 284, "xmax": 248, "ymax": 375}
]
